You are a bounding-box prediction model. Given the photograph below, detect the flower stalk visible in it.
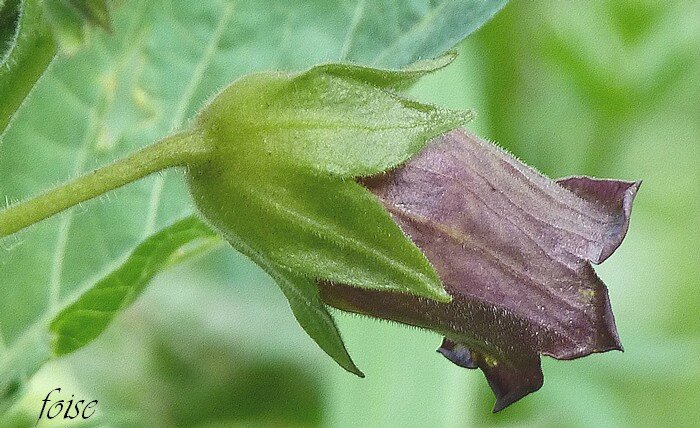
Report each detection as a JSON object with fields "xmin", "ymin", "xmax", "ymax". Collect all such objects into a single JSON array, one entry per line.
[{"xmin": 0, "ymin": 132, "xmax": 209, "ymax": 238}]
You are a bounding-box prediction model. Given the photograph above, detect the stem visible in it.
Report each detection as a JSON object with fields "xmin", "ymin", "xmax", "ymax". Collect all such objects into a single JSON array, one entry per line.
[{"xmin": 0, "ymin": 132, "xmax": 209, "ymax": 238}]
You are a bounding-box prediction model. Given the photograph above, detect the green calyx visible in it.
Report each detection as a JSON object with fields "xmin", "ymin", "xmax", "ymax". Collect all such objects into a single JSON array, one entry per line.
[
  {"xmin": 186, "ymin": 54, "xmax": 471, "ymax": 303},
  {"xmin": 1, "ymin": 54, "xmax": 472, "ymax": 377},
  {"xmin": 196, "ymin": 53, "xmax": 469, "ymax": 178}
]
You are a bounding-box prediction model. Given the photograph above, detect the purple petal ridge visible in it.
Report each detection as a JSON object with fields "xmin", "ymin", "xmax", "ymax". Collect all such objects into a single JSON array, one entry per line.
[
  {"xmin": 319, "ymin": 129, "xmax": 639, "ymax": 411},
  {"xmin": 556, "ymin": 176, "xmax": 640, "ymax": 263}
]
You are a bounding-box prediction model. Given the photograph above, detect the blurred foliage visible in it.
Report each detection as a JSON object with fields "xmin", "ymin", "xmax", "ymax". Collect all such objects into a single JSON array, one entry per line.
[
  {"xmin": 3, "ymin": 247, "xmax": 328, "ymax": 427},
  {"xmin": 3, "ymin": 0, "xmax": 699, "ymax": 427}
]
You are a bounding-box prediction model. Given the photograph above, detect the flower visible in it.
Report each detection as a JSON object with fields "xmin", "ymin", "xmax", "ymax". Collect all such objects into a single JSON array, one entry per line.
[{"xmin": 319, "ymin": 129, "xmax": 640, "ymax": 412}]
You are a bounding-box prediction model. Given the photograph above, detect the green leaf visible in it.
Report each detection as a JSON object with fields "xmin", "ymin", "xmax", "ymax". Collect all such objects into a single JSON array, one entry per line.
[
  {"xmin": 41, "ymin": 0, "xmax": 83, "ymax": 53},
  {"xmin": 0, "ymin": 0, "xmax": 22, "ymax": 63},
  {"xmin": 0, "ymin": 0, "xmax": 56, "ymax": 135},
  {"xmin": 340, "ymin": 0, "xmax": 509, "ymax": 67},
  {"xmin": 49, "ymin": 216, "xmax": 217, "ymax": 355},
  {"xmin": 0, "ymin": 0, "xmax": 507, "ymax": 407},
  {"xmin": 41, "ymin": 0, "xmax": 111, "ymax": 54},
  {"xmin": 65, "ymin": 0, "xmax": 112, "ymax": 31},
  {"xmin": 199, "ymin": 62, "xmax": 472, "ymax": 178},
  {"xmin": 49, "ymin": 215, "xmax": 363, "ymax": 377}
]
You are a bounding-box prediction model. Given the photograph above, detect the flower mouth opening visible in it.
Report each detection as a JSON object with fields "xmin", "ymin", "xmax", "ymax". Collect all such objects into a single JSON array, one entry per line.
[{"xmin": 324, "ymin": 129, "xmax": 639, "ymax": 412}]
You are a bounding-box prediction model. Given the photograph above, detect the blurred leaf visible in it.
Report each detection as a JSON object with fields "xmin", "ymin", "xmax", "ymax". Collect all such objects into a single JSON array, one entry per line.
[
  {"xmin": 65, "ymin": 0, "xmax": 112, "ymax": 31},
  {"xmin": 0, "ymin": 0, "xmax": 55, "ymax": 135},
  {"xmin": 0, "ymin": 0, "xmax": 508, "ymax": 410},
  {"xmin": 50, "ymin": 215, "xmax": 364, "ymax": 377},
  {"xmin": 41, "ymin": 0, "xmax": 84, "ymax": 53},
  {"xmin": 63, "ymin": 284, "xmax": 328, "ymax": 427},
  {"xmin": 0, "ymin": 0, "xmax": 22, "ymax": 62},
  {"xmin": 150, "ymin": 346, "xmax": 324, "ymax": 427},
  {"xmin": 41, "ymin": 0, "xmax": 111, "ymax": 54},
  {"xmin": 357, "ymin": 0, "xmax": 508, "ymax": 67},
  {"xmin": 49, "ymin": 216, "xmax": 216, "ymax": 355}
]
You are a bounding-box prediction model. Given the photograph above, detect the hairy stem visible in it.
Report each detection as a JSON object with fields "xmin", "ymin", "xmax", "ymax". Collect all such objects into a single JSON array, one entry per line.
[{"xmin": 0, "ymin": 132, "xmax": 209, "ymax": 238}]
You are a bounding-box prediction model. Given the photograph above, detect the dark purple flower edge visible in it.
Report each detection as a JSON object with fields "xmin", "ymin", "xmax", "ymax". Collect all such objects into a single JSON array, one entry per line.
[{"xmin": 319, "ymin": 129, "xmax": 640, "ymax": 412}]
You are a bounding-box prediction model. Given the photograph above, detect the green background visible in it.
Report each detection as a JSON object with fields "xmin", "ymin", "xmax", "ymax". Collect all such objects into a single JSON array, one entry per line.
[{"xmin": 2, "ymin": 1, "xmax": 699, "ymax": 426}]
